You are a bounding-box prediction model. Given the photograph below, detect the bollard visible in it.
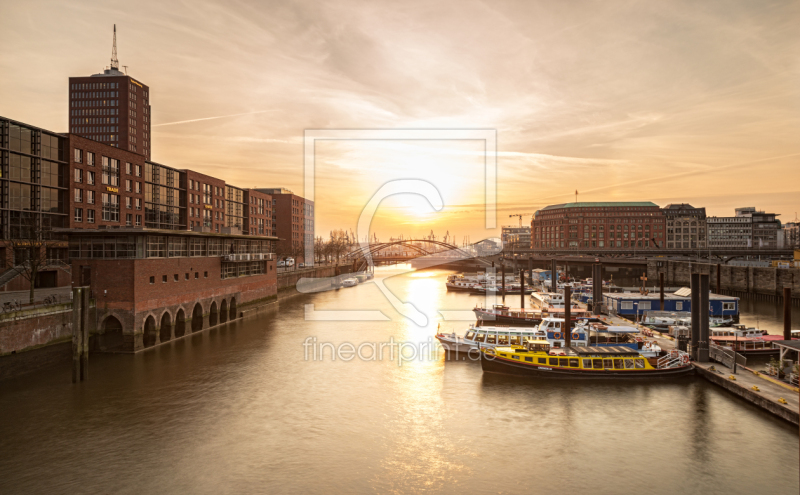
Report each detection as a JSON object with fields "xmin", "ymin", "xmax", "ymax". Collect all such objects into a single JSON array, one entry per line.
[
  {"xmin": 71, "ymin": 286, "xmax": 90, "ymax": 383},
  {"xmin": 784, "ymin": 287, "xmax": 792, "ymax": 341}
]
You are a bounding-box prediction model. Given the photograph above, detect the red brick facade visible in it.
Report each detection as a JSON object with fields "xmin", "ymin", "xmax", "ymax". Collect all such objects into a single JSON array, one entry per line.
[
  {"xmin": 68, "ymin": 134, "xmax": 146, "ymax": 229},
  {"xmin": 244, "ymin": 189, "xmax": 272, "ymax": 236},
  {"xmin": 184, "ymin": 170, "xmax": 226, "ymax": 233}
]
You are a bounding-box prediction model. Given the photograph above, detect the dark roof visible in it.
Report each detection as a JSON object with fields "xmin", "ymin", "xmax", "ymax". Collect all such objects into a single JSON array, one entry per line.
[
  {"xmin": 769, "ymin": 340, "xmax": 800, "ymax": 351},
  {"xmin": 569, "ymin": 346, "xmax": 641, "ymax": 356},
  {"xmin": 541, "ymin": 202, "xmax": 658, "ymax": 211}
]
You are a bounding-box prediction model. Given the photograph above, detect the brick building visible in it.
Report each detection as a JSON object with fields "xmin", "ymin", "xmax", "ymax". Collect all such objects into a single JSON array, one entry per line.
[
  {"xmin": 257, "ymin": 188, "xmax": 314, "ymax": 262},
  {"xmin": 244, "ymin": 189, "xmax": 272, "ymax": 236},
  {"xmin": 66, "ymin": 229, "xmax": 277, "ymax": 351},
  {"xmin": 68, "ymin": 27, "xmax": 151, "ymax": 159},
  {"xmin": 531, "ymin": 202, "xmax": 665, "ymax": 251},
  {"xmin": 184, "ymin": 170, "xmax": 225, "ymax": 233}
]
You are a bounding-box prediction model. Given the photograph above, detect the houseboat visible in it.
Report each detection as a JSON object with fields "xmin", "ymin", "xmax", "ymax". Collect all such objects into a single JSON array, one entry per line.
[
  {"xmin": 604, "ymin": 290, "xmax": 739, "ymax": 321},
  {"xmin": 480, "ymin": 341, "xmax": 694, "ymax": 379},
  {"xmin": 446, "ymin": 272, "xmax": 515, "ymax": 292},
  {"xmin": 642, "ymin": 311, "xmax": 735, "ymax": 331}
]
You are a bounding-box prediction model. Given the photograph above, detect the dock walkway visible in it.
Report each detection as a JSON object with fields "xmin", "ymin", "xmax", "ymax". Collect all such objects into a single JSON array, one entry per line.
[{"xmin": 592, "ymin": 308, "xmax": 799, "ymax": 425}]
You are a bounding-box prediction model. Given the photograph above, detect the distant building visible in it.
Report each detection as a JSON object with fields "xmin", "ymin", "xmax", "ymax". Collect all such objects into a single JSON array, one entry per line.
[
  {"xmin": 531, "ymin": 202, "xmax": 665, "ymax": 250},
  {"xmin": 256, "ymin": 188, "xmax": 314, "ymax": 262},
  {"xmin": 501, "ymin": 226, "xmax": 530, "ymax": 250},
  {"xmin": 662, "ymin": 204, "xmax": 706, "ymax": 250},
  {"xmin": 782, "ymin": 222, "xmax": 799, "ymax": 249},
  {"xmin": 708, "ymin": 207, "xmax": 781, "ymax": 249}
]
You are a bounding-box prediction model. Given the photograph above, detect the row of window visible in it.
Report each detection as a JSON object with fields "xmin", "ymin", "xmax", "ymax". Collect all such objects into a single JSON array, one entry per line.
[
  {"xmin": 71, "ymin": 82, "xmax": 119, "ymax": 90},
  {"xmin": 150, "ymin": 272, "xmax": 208, "ymax": 284}
]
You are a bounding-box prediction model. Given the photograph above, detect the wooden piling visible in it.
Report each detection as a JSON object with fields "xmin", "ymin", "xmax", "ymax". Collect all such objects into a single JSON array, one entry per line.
[{"xmin": 784, "ymin": 287, "xmax": 792, "ymax": 341}]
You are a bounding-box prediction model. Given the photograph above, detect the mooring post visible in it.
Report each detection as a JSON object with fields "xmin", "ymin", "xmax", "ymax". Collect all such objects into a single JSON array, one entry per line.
[
  {"xmin": 551, "ymin": 259, "xmax": 557, "ymax": 293},
  {"xmin": 71, "ymin": 287, "xmax": 88, "ymax": 383},
  {"xmin": 520, "ymin": 269, "xmax": 525, "ymax": 310},
  {"xmin": 698, "ymin": 274, "xmax": 710, "ymax": 362},
  {"xmin": 716, "ymin": 264, "xmax": 721, "ymax": 294},
  {"xmin": 784, "ymin": 287, "xmax": 792, "ymax": 341},
  {"xmin": 501, "ymin": 263, "xmax": 506, "ymax": 303},
  {"xmin": 690, "ymin": 272, "xmax": 700, "ymax": 361},
  {"xmin": 659, "ymin": 272, "xmax": 665, "ymax": 311},
  {"xmin": 593, "ymin": 264, "xmax": 603, "ymax": 315},
  {"xmin": 81, "ymin": 287, "xmax": 90, "ymax": 381},
  {"xmin": 564, "ymin": 285, "xmax": 572, "ymax": 347}
]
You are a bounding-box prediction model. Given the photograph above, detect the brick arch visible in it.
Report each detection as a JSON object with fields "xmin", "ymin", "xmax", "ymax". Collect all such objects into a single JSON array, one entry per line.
[
  {"xmin": 159, "ymin": 311, "xmax": 172, "ymax": 343},
  {"xmin": 191, "ymin": 302, "xmax": 204, "ymax": 333},
  {"xmin": 220, "ymin": 299, "xmax": 228, "ymax": 324},
  {"xmin": 229, "ymin": 297, "xmax": 237, "ymax": 320},
  {"xmin": 174, "ymin": 307, "xmax": 187, "ymax": 338},
  {"xmin": 97, "ymin": 313, "xmax": 125, "ymax": 352},
  {"xmin": 209, "ymin": 300, "xmax": 218, "ymax": 327},
  {"xmin": 143, "ymin": 315, "xmax": 157, "ymax": 348}
]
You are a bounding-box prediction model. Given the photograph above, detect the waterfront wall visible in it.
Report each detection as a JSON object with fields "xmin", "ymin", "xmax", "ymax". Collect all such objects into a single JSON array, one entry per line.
[
  {"xmin": 277, "ymin": 264, "xmax": 356, "ymax": 292},
  {"xmin": 648, "ymin": 260, "xmax": 800, "ymax": 304}
]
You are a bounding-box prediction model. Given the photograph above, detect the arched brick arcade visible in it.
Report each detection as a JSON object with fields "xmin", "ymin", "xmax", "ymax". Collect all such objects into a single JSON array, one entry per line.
[{"xmin": 229, "ymin": 298, "xmax": 237, "ymax": 320}]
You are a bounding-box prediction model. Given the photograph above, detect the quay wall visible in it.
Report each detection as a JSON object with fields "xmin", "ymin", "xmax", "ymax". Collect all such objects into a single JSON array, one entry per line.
[
  {"xmin": 648, "ymin": 260, "xmax": 800, "ymax": 305},
  {"xmin": 277, "ymin": 264, "xmax": 356, "ymax": 293}
]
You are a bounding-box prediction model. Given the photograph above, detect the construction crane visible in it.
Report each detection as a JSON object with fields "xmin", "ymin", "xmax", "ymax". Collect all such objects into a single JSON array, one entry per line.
[{"xmin": 509, "ymin": 214, "xmax": 531, "ymax": 228}]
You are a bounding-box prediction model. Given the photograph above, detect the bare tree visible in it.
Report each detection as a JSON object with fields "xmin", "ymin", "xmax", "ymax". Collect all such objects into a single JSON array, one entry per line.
[
  {"xmin": 7, "ymin": 213, "xmax": 49, "ymax": 304},
  {"xmin": 329, "ymin": 229, "xmax": 349, "ymax": 264}
]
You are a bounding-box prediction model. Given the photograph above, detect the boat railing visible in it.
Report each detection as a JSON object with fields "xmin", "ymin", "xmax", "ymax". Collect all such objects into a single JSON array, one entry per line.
[{"xmin": 657, "ymin": 350, "xmax": 691, "ymax": 369}]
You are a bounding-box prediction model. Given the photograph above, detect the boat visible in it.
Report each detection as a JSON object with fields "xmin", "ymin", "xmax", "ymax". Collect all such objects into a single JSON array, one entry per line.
[
  {"xmin": 341, "ymin": 278, "xmax": 358, "ymax": 288},
  {"xmin": 472, "ymin": 304, "xmax": 592, "ymax": 327},
  {"xmin": 436, "ymin": 317, "xmax": 590, "ymax": 353},
  {"xmin": 480, "ymin": 340, "xmax": 694, "ymax": 379},
  {"xmin": 642, "ymin": 311, "xmax": 735, "ymax": 331},
  {"xmin": 530, "ymin": 291, "xmax": 568, "ymax": 309},
  {"xmin": 468, "ymin": 283, "xmax": 534, "ymax": 295}
]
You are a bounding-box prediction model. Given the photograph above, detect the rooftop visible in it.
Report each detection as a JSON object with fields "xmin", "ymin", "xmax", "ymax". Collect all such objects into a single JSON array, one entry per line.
[{"xmin": 540, "ymin": 202, "xmax": 659, "ymax": 211}]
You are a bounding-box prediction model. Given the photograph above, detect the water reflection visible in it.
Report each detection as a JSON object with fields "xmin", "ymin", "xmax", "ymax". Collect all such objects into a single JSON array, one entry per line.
[{"xmin": 0, "ymin": 268, "xmax": 797, "ymax": 494}]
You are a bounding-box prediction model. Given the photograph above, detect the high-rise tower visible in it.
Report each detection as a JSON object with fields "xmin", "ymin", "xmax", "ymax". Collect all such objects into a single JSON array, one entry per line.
[{"xmin": 68, "ymin": 25, "xmax": 151, "ymax": 159}]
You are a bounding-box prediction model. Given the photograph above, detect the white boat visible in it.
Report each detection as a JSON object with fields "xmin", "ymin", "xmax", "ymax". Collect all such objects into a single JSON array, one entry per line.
[
  {"xmin": 342, "ymin": 278, "xmax": 358, "ymax": 288},
  {"xmin": 435, "ymin": 317, "xmax": 590, "ymax": 353}
]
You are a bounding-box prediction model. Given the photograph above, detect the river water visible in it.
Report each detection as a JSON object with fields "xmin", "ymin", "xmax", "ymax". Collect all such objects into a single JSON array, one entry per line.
[{"xmin": 0, "ymin": 266, "xmax": 797, "ymax": 494}]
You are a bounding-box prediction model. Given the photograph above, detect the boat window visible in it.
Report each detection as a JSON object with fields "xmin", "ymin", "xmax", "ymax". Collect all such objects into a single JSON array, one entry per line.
[
  {"xmin": 552, "ymin": 341, "xmax": 561, "ymax": 348},
  {"xmin": 558, "ymin": 358, "xmax": 569, "ymax": 367},
  {"xmin": 624, "ymin": 359, "xmax": 635, "ymax": 369},
  {"xmin": 614, "ymin": 359, "xmax": 624, "ymax": 369},
  {"xmin": 475, "ymin": 333, "xmax": 485, "ymax": 343},
  {"xmin": 510, "ymin": 335, "xmax": 521, "ymax": 345},
  {"xmin": 603, "ymin": 359, "xmax": 614, "ymax": 369},
  {"xmin": 635, "ymin": 359, "xmax": 645, "ymax": 369},
  {"xmin": 486, "ymin": 334, "xmax": 496, "ymax": 344},
  {"xmin": 498, "ymin": 334, "xmax": 509, "ymax": 345},
  {"xmin": 465, "ymin": 331, "xmax": 476, "ymax": 340},
  {"xmin": 549, "ymin": 357, "xmax": 558, "ymax": 366},
  {"xmin": 569, "ymin": 358, "xmax": 579, "ymax": 368},
  {"xmin": 525, "ymin": 357, "xmax": 533, "ymax": 362},
  {"xmin": 582, "ymin": 359, "xmax": 592, "ymax": 369},
  {"xmin": 538, "ymin": 358, "xmax": 547, "ymax": 364},
  {"xmin": 593, "ymin": 359, "xmax": 603, "ymax": 369},
  {"xmin": 512, "ymin": 355, "xmax": 520, "ymax": 360}
]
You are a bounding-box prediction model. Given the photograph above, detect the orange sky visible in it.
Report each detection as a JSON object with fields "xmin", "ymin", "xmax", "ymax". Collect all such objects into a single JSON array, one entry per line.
[{"xmin": 2, "ymin": 0, "xmax": 799, "ymax": 242}]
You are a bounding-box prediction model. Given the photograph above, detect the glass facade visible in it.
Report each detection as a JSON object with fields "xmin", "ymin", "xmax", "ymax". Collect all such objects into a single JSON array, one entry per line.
[
  {"xmin": 0, "ymin": 118, "xmax": 68, "ymax": 239},
  {"xmin": 144, "ymin": 161, "xmax": 185, "ymax": 230},
  {"xmin": 225, "ymin": 185, "xmax": 244, "ymax": 230},
  {"xmin": 69, "ymin": 234, "xmax": 274, "ymax": 260}
]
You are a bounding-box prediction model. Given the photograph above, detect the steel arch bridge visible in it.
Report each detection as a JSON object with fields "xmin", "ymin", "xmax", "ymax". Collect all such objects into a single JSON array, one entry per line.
[{"xmin": 345, "ymin": 239, "xmax": 492, "ymax": 270}]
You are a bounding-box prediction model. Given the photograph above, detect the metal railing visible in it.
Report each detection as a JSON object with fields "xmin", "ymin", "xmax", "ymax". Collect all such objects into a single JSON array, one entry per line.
[
  {"xmin": 709, "ymin": 343, "xmax": 747, "ymax": 369},
  {"xmin": 657, "ymin": 350, "xmax": 691, "ymax": 369}
]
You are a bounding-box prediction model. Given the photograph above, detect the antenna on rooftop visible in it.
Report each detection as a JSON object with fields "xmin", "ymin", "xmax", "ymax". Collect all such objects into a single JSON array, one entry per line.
[{"xmin": 111, "ymin": 24, "xmax": 119, "ymax": 70}]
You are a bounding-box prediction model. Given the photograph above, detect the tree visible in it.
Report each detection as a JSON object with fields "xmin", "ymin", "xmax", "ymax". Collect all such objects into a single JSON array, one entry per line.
[
  {"xmin": 290, "ymin": 242, "xmax": 305, "ymax": 269},
  {"xmin": 7, "ymin": 213, "xmax": 49, "ymax": 304},
  {"xmin": 329, "ymin": 229, "xmax": 349, "ymax": 264}
]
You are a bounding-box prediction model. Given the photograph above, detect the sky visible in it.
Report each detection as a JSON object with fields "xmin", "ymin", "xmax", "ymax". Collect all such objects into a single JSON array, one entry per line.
[{"xmin": 1, "ymin": 0, "xmax": 799, "ymax": 243}]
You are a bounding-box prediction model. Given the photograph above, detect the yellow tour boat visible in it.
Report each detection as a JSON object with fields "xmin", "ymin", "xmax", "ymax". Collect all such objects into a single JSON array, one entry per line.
[{"xmin": 480, "ymin": 339, "xmax": 694, "ymax": 379}]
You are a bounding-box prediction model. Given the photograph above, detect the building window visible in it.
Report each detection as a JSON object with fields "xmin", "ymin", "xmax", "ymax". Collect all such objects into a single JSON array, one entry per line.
[
  {"xmin": 126, "ymin": 197, "xmax": 132, "ymax": 209},
  {"xmin": 126, "ymin": 213, "xmax": 132, "ymax": 226},
  {"xmin": 87, "ymin": 171, "xmax": 95, "ymax": 185},
  {"xmin": 74, "ymin": 149, "xmax": 83, "ymax": 163},
  {"xmin": 135, "ymin": 164, "xmax": 141, "ymax": 177},
  {"xmin": 74, "ymin": 188, "xmax": 83, "ymax": 203},
  {"xmin": 87, "ymin": 190, "xmax": 95, "ymax": 205},
  {"xmin": 101, "ymin": 193, "xmax": 120, "ymax": 222},
  {"xmin": 87, "ymin": 209, "xmax": 95, "ymax": 223},
  {"xmin": 135, "ymin": 214, "xmax": 142, "ymax": 226},
  {"xmin": 126, "ymin": 162, "xmax": 132, "ymax": 175},
  {"xmin": 173, "ymin": 274, "xmax": 179, "ymax": 282},
  {"xmin": 162, "ymin": 275, "xmax": 167, "ymax": 283},
  {"xmin": 126, "ymin": 179, "xmax": 132, "ymax": 192},
  {"xmin": 676, "ymin": 302, "xmax": 683, "ymax": 310},
  {"xmin": 149, "ymin": 276, "xmax": 155, "ymax": 284},
  {"xmin": 74, "ymin": 208, "xmax": 83, "ymax": 222},
  {"xmin": 135, "ymin": 198, "xmax": 141, "ymax": 210},
  {"xmin": 74, "ymin": 168, "xmax": 83, "ymax": 183}
]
